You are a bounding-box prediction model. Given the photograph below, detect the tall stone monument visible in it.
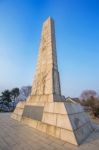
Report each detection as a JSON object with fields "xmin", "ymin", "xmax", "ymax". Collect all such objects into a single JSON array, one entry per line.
[{"xmin": 12, "ymin": 17, "xmax": 93, "ymax": 145}]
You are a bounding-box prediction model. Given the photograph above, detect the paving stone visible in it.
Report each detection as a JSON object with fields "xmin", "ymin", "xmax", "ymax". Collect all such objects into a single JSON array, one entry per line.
[{"xmin": 0, "ymin": 113, "xmax": 99, "ymax": 150}]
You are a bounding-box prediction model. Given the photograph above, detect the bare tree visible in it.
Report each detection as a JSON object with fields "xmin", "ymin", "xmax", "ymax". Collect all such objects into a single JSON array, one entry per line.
[
  {"xmin": 80, "ymin": 90, "xmax": 97, "ymax": 100},
  {"xmin": 80, "ymin": 90, "xmax": 99, "ymax": 118}
]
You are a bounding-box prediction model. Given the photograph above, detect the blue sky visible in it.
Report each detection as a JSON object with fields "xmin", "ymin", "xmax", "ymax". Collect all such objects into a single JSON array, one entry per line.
[{"xmin": 0, "ymin": 0, "xmax": 99, "ymax": 97}]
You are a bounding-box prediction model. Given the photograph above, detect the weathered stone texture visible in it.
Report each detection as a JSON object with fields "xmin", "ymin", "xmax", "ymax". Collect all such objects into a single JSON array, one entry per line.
[{"xmin": 31, "ymin": 17, "xmax": 61, "ymax": 96}]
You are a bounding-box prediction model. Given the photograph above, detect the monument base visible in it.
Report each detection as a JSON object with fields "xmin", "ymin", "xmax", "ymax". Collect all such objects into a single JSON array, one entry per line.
[{"xmin": 11, "ymin": 95, "xmax": 93, "ymax": 145}]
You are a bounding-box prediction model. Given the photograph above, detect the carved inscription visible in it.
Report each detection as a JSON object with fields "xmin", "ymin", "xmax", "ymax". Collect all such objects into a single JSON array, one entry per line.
[{"xmin": 22, "ymin": 106, "xmax": 44, "ymax": 121}]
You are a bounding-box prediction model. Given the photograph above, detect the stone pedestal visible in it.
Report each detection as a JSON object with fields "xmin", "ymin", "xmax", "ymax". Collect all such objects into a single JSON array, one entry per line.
[{"xmin": 12, "ymin": 99, "xmax": 93, "ymax": 145}]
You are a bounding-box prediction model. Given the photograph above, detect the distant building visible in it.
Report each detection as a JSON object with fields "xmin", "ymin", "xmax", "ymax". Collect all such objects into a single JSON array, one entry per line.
[{"xmin": 66, "ymin": 96, "xmax": 80, "ymax": 104}]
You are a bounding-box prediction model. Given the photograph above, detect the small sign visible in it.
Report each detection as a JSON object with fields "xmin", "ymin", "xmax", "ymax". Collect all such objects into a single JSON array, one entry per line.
[{"xmin": 22, "ymin": 106, "xmax": 44, "ymax": 121}]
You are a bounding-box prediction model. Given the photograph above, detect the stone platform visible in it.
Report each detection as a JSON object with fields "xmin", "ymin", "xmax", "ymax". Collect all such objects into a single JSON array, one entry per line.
[
  {"xmin": 0, "ymin": 113, "xmax": 99, "ymax": 150},
  {"xmin": 12, "ymin": 100, "xmax": 93, "ymax": 145}
]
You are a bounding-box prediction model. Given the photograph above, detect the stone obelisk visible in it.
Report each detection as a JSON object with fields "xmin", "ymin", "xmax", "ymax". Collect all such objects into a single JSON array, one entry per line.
[
  {"xmin": 32, "ymin": 17, "xmax": 61, "ymax": 96},
  {"xmin": 30, "ymin": 17, "xmax": 65, "ymax": 103},
  {"xmin": 12, "ymin": 17, "xmax": 93, "ymax": 145}
]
